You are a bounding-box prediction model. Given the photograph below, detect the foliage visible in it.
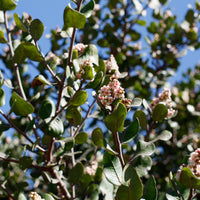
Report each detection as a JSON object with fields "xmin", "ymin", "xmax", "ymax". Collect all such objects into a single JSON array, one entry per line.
[{"xmin": 0, "ymin": 0, "xmax": 200, "ymax": 199}]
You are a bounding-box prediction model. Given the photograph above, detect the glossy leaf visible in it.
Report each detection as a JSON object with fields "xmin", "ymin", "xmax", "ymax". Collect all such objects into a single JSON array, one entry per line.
[
  {"xmin": 13, "ymin": 13, "xmax": 29, "ymax": 32},
  {"xmin": 69, "ymin": 90, "xmax": 87, "ymax": 106},
  {"xmin": 0, "ymin": 31, "xmax": 7, "ymax": 43},
  {"xmin": 122, "ymin": 119, "xmax": 139, "ymax": 143},
  {"xmin": 75, "ymin": 131, "xmax": 88, "ymax": 144},
  {"xmin": 38, "ymin": 99, "xmax": 55, "ymax": 120},
  {"xmin": 63, "ymin": 5, "xmax": 86, "ymax": 29},
  {"xmin": 0, "ymin": 88, "xmax": 5, "ymax": 107},
  {"xmin": 81, "ymin": 0, "xmax": 95, "ymax": 18},
  {"xmin": 133, "ymin": 110, "xmax": 147, "ymax": 130},
  {"xmin": 103, "ymin": 151, "xmax": 122, "ymax": 186},
  {"xmin": 43, "ymin": 118, "xmax": 64, "ymax": 137},
  {"xmin": 66, "ymin": 105, "xmax": 82, "ymax": 125},
  {"xmin": 105, "ymin": 103, "xmax": 127, "ymax": 133},
  {"xmin": 91, "ymin": 127, "xmax": 104, "ymax": 147},
  {"xmin": 179, "ymin": 167, "xmax": 200, "ymax": 189},
  {"xmin": 117, "ymin": 164, "xmax": 143, "ymax": 200},
  {"xmin": 10, "ymin": 92, "xmax": 34, "ymax": 116},
  {"xmin": 0, "ymin": 0, "xmax": 17, "ymax": 11},
  {"xmin": 68, "ymin": 162, "xmax": 84, "ymax": 183},
  {"xmin": 143, "ymin": 176, "xmax": 157, "ymax": 200},
  {"xmin": 30, "ymin": 19, "xmax": 44, "ymax": 41},
  {"xmin": 42, "ymin": 194, "xmax": 55, "ymax": 200},
  {"xmin": 152, "ymin": 104, "xmax": 168, "ymax": 122},
  {"xmin": 14, "ymin": 42, "xmax": 43, "ymax": 64}
]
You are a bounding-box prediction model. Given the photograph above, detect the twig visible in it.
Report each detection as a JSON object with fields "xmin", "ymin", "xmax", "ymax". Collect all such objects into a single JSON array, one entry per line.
[
  {"xmin": 45, "ymin": 137, "xmax": 55, "ymax": 164},
  {"xmin": 0, "ymin": 109, "xmax": 45, "ymax": 152},
  {"xmin": 56, "ymin": 0, "xmax": 84, "ymax": 111},
  {"xmin": 0, "ymin": 183, "xmax": 17, "ymax": 200},
  {"xmin": 145, "ymin": 121, "xmax": 156, "ymax": 141},
  {"xmin": 73, "ymin": 99, "xmax": 96, "ymax": 138},
  {"xmin": 112, "ymin": 131, "xmax": 125, "ymax": 168}
]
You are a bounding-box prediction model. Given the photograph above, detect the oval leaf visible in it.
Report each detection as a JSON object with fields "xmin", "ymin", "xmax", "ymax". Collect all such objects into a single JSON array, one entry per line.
[
  {"xmin": 75, "ymin": 131, "xmax": 88, "ymax": 144},
  {"xmin": 42, "ymin": 194, "xmax": 55, "ymax": 200},
  {"xmin": 10, "ymin": 92, "xmax": 34, "ymax": 116},
  {"xmin": 103, "ymin": 151, "xmax": 122, "ymax": 186},
  {"xmin": 68, "ymin": 162, "xmax": 84, "ymax": 183},
  {"xmin": 13, "ymin": 13, "xmax": 29, "ymax": 32},
  {"xmin": 0, "ymin": 31, "xmax": 7, "ymax": 43},
  {"xmin": 39, "ymin": 99, "xmax": 55, "ymax": 120},
  {"xmin": 152, "ymin": 104, "xmax": 168, "ymax": 122},
  {"xmin": 91, "ymin": 127, "xmax": 104, "ymax": 147},
  {"xmin": 105, "ymin": 103, "xmax": 127, "ymax": 133},
  {"xmin": 18, "ymin": 193, "xmax": 27, "ymax": 200},
  {"xmin": 63, "ymin": 5, "xmax": 86, "ymax": 29},
  {"xmin": 69, "ymin": 90, "xmax": 87, "ymax": 106},
  {"xmin": 31, "ymin": 75, "xmax": 52, "ymax": 88},
  {"xmin": 66, "ymin": 105, "xmax": 82, "ymax": 125},
  {"xmin": 0, "ymin": 0, "xmax": 17, "ymax": 11},
  {"xmin": 30, "ymin": 19, "xmax": 44, "ymax": 41},
  {"xmin": 81, "ymin": 0, "xmax": 95, "ymax": 18},
  {"xmin": 133, "ymin": 110, "xmax": 147, "ymax": 130}
]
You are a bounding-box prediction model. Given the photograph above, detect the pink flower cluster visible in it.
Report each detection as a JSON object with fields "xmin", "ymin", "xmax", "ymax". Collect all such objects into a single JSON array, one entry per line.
[
  {"xmin": 73, "ymin": 43, "xmax": 88, "ymax": 56},
  {"xmin": 105, "ymin": 55, "xmax": 120, "ymax": 77},
  {"xmin": 150, "ymin": 89, "xmax": 175, "ymax": 118},
  {"xmin": 188, "ymin": 148, "xmax": 200, "ymax": 178},
  {"xmin": 75, "ymin": 58, "xmax": 96, "ymax": 80},
  {"xmin": 98, "ymin": 76, "xmax": 131, "ymax": 110}
]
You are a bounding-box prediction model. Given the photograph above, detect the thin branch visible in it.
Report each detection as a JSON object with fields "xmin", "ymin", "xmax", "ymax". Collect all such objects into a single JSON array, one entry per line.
[
  {"xmin": 0, "ymin": 183, "xmax": 17, "ymax": 200},
  {"xmin": 0, "ymin": 109, "xmax": 45, "ymax": 152},
  {"xmin": 56, "ymin": 0, "xmax": 84, "ymax": 111},
  {"xmin": 45, "ymin": 137, "xmax": 55, "ymax": 164},
  {"xmin": 73, "ymin": 99, "xmax": 97, "ymax": 138},
  {"xmin": 112, "ymin": 131, "xmax": 125, "ymax": 168}
]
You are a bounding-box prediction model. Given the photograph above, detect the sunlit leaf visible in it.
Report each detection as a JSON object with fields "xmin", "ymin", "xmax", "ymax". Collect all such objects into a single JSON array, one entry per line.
[
  {"xmin": 0, "ymin": 31, "xmax": 7, "ymax": 43},
  {"xmin": 75, "ymin": 131, "xmax": 88, "ymax": 144},
  {"xmin": 0, "ymin": 88, "xmax": 5, "ymax": 107},
  {"xmin": 69, "ymin": 90, "xmax": 87, "ymax": 106},
  {"xmin": 0, "ymin": 0, "xmax": 17, "ymax": 11},
  {"xmin": 91, "ymin": 127, "xmax": 104, "ymax": 147},
  {"xmin": 14, "ymin": 13, "xmax": 29, "ymax": 32}
]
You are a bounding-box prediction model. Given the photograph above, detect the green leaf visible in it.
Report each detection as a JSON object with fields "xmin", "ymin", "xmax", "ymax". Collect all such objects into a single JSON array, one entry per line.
[
  {"xmin": 133, "ymin": 110, "xmax": 147, "ymax": 130},
  {"xmin": 66, "ymin": 105, "xmax": 82, "ymax": 125},
  {"xmin": 122, "ymin": 119, "xmax": 139, "ymax": 143},
  {"xmin": 0, "ymin": 88, "xmax": 5, "ymax": 107},
  {"xmin": 117, "ymin": 164, "xmax": 143, "ymax": 200},
  {"xmin": 10, "ymin": 92, "xmax": 34, "ymax": 116},
  {"xmin": 75, "ymin": 131, "xmax": 88, "ymax": 144},
  {"xmin": 179, "ymin": 167, "xmax": 200, "ymax": 189},
  {"xmin": 85, "ymin": 71, "xmax": 104, "ymax": 89},
  {"xmin": 13, "ymin": 13, "xmax": 29, "ymax": 32},
  {"xmin": 30, "ymin": 19, "xmax": 44, "ymax": 41},
  {"xmin": 14, "ymin": 42, "xmax": 43, "ymax": 64},
  {"xmin": 0, "ymin": 0, "xmax": 17, "ymax": 11},
  {"xmin": 19, "ymin": 156, "xmax": 33, "ymax": 170},
  {"xmin": 166, "ymin": 194, "xmax": 179, "ymax": 200},
  {"xmin": 143, "ymin": 176, "xmax": 157, "ymax": 200},
  {"xmin": 152, "ymin": 104, "xmax": 168, "ymax": 122},
  {"xmin": 69, "ymin": 90, "xmax": 87, "ymax": 106},
  {"xmin": 38, "ymin": 99, "xmax": 55, "ymax": 120},
  {"xmin": 136, "ymin": 20, "xmax": 146, "ymax": 26},
  {"xmin": 105, "ymin": 103, "xmax": 127, "ymax": 133},
  {"xmin": 64, "ymin": 137, "xmax": 75, "ymax": 151},
  {"xmin": 43, "ymin": 118, "xmax": 64, "ymax": 137},
  {"xmin": 135, "ymin": 156, "xmax": 152, "ymax": 177},
  {"xmin": 103, "ymin": 151, "xmax": 122, "ymax": 186},
  {"xmin": 18, "ymin": 193, "xmax": 27, "ymax": 200},
  {"xmin": 31, "ymin": 75, "xmax": 52, "ymax": 87},
  {"xmin": 63, "ymin": 5, "xmax": 87, "ymax": 29},
  {"xmin": 0, "ymin": 31, "xmax": 7, "ymax": 43},
  {"xmin": 82, "ymin": 64, "xmax": 95, "ymax": 80},
  {"xmin": 185, "ymin": 9, "xmax": 194, "ymax": 25},
  {"xmin": 68, "ymin": 162, "xmax": 84, "ymax": 183},
  {"xmin": 42, "ymin": 194, "xmax": 55, "ymax": 200},
  {"xmin": 81, "ymin": 0, "xmax": 95, "ymax": 18},
  {"xmin": 0, "ymin": 121, "xmax": 10, "ymax": 132},
  {"xmin": 151, "ymin": 130, "xmax": 172, "ymax": 142},
  {"xmin": 91, "ymin": 127, "xmax": 104, "ymax": 147}
]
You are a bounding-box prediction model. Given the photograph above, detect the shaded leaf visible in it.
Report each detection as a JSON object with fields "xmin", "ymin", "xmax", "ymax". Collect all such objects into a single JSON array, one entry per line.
[
  {"xmin": 152, "ymin": 104, "xmax": 168, "ymax": 122},
  {"xmin": 131, "ymin": 98, "xmax": 142, "ymax": 107},
  {"xmin": 135, "ymin": 156, "xmax": 152, "ymax": 177},
  {"xmin": 10, "ymin": 92, "xmax": 34, "ymax": 116},
  {"xmin": 91, "ymin": 127, "xmax": 104, "ymax": 147},
  {"xmin": 19, "ymin": 156, "xmax": 33, "ymax": 170},
  {"xmin": 38, "ymin": 99, "xmax": 55, "ymax": 120},
  {"xmin": 66, "ymin": 105, "xmax": 82, "ymax": 125},
  {"xmin": 103, "ymin": 151, "xmax": 122, "ymax": 186},
  {"xmin": 42, "ymin": 194, "xmax": 55, "ymax": 200},
  {"xmin": 105, "ymin": 103, "xmax": 127, "ymax": 133},
  {"xmin": 133, "ymin": 110, "xmax": 147, "ymax": 130},
  {"xmin": 30, "ymin": 19, "xmax": 44, "ymax": 41},
  {"xmin": 75, "ymin": 131, "xmax": 88, "ymax": 144},
  {"xmin": 68, "ymin": 162, "xmax": 84, "ymax": 183},
  {"xmin": 81, "ymin": 0, "xmax": 95, "ymax": 18},
  {"xmin": 143, "ymin": 175, "xmax": 157, "ymax": 200},
  {"xmin": 85, "ymin": 71, "xmax": 104, "ymax": 89}
]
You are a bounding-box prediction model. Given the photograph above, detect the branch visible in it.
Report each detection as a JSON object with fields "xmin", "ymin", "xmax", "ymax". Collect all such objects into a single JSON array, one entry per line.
[
  {"xmin": 0, "ymin": 183, "xmax": 17, "ymax": 200},
  {"xmin": 56, "ymin": 0, "xmax": 84, "ymax": 111},
  {"xmin": 45, "ymin": 137, "xmax": 55, "ymax": 164}
]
